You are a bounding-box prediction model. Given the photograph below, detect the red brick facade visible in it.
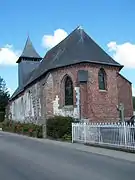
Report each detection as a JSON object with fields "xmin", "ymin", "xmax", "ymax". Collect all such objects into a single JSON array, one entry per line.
[
  {"xmin": 46, "ymin": 63, "xmax": 133, "ymax": 122},
  {"xmin": 117, "ymin": 74, "xmax": 133, "ymax": 119}
]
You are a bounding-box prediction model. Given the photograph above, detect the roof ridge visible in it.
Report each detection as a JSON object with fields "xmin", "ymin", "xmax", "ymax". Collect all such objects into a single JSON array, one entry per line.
[{"xmin": 44, "ymin": 26, "xmax": 80, "ymax": 58}]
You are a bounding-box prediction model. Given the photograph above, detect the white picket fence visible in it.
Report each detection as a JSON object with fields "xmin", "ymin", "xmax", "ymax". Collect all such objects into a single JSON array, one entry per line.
[{"xmin": 72, "ymin": 122, "xmax": 135, "ymax": 150}]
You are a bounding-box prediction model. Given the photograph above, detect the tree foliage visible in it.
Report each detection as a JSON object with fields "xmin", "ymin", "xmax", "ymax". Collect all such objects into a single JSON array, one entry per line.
[{"xmin": 0, "ymin": 76, "xmax": 9, "ymax": 111}]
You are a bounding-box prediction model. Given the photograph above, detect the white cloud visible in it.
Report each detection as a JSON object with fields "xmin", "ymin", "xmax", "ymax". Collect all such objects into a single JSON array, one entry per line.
[
  {"xmin": 107, "ymin": 41, "xmax": 135, "ymax": 68},
  {"xmin": 0, "ymin": 44, "xmax": 20, "ymax": 66},
  {"xmin": 42, "ymin": 29, "xmax": 68, "ymax": 49},
  {"xmin": 132, "ymin": 86, "xmax": 135, "ymax": 96}
]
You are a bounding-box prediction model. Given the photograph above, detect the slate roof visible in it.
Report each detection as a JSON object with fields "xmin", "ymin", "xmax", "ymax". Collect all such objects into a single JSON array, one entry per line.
[
  {"xmin": 10, "ymin": 26, "xmax": 123, "ymax": 100},
  {"xmin": 25, "ymin": 26, "xmax": 123, "ymax": 85},
  {"xmin": 16, "ymin": 36, "xmax": 42, "ymax": 63}
]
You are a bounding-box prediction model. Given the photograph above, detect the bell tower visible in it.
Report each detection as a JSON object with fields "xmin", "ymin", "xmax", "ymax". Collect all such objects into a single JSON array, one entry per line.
[{"xmin": 16, "ymin": 36, "xmax": 42, "ymax": 87}]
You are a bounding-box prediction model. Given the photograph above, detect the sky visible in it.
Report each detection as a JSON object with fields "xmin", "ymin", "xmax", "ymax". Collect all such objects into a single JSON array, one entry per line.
[{"xmin": 0, "ymin": 0, "xmax": 135, "ymax": 96}]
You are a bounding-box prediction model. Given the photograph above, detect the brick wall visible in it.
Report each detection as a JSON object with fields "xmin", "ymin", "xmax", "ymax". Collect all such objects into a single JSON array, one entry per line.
[
  {"xmin": 50, "ymin": 63, "xmax": 121, "ymax": 122},
  {"xmin": 117, "ymin": 74, "xmax": 133, "ymax": 119},
  {"xmin": 86, "ymin": 65, "xmax": 120, "ymax": 122}
]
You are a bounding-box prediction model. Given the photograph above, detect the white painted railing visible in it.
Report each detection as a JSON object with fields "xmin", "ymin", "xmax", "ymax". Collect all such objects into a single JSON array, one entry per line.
[{"xmin": 72, "ymin": 122, "xmax": 135, "ymax": 150}]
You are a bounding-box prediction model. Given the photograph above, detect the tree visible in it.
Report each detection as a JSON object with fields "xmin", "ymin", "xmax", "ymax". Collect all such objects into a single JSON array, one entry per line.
[
  {"xmin": 0, "ymin": 76, "xmax": 10, "ymax": 111},
  {"xmin": 133, "ymin": 97, "xmax": 135, "ymax": 111}
]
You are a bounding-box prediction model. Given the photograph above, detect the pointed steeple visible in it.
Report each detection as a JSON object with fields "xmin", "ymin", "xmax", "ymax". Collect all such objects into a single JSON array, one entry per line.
[{"xmin": 16, "ymin": 36, "xmax": 42, "ymax": 63}]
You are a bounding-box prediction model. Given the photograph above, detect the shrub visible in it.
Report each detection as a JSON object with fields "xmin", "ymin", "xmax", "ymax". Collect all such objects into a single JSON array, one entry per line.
[
  {"xmin": 46, "ymin": 116, "xmax": 74, "ymax": 140},
  {"xmin": 0, "ymin": 122, "xmax": 2, "ymax": 128},
  {"xmin": 0, "ymin": 111, "xmax": 5, "ymax": 122},
  {"xmin": 2, "ymin": 120, "xmax": 43, "ymax": 138},
  {"xmin": 62, "ymin": 134, "xmax": 72, "ymax": 141}
]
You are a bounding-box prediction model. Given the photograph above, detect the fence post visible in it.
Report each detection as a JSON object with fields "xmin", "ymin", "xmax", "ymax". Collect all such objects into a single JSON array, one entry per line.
[
  {"xmin": 84, "ymin": 122, "xmax": 87, "ymax": 143},
  {"xmin": 72, "ymin": 123, "xmax": 74, "ymax": 143},
  {"xmin": 123, "ymin": 122, "xmax": 127, "ymax": 146}
]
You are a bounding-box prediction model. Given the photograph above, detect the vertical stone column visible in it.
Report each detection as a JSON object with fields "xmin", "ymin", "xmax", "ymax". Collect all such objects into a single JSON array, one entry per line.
[{"xmin": 74, "ymin": 87, "xmax": 80, "ymax": 119}]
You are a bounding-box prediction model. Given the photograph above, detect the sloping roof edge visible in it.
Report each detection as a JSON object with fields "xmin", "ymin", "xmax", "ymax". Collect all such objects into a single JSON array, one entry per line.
[{"xmin": 117, "ymin": 73, "xmax": 132, "ymax": 84}]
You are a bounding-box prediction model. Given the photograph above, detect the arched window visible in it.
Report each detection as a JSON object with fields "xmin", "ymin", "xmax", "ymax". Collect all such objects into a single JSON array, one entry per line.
[
  {"xmin": 65, "ymin": 76, "xmax": 73, "ymax": 105},
  {"xmin": 98, "ymin": 68, "xmax": 106, "ymax": 90}
]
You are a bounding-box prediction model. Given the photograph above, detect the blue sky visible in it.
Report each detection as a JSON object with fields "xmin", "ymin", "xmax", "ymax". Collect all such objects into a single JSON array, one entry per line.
[{"xmin": 0, "ymin": 0, "xmax": 135, "ymax": 95}]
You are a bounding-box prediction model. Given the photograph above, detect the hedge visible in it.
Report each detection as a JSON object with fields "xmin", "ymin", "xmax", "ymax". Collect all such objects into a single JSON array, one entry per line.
[
  {"xmin": 2, "ymin": 121, "xmax": 43, "ymax": 138},
  {"xmin": 46, "ymin": 116, "xmax": 74, "ymax": 141},
  {"xmin": 1, "ymin": 116, "xmax": 75, "ymax": 141},
  {"xmin": 0, "ymin": 111, "xmax": 5, "ymax": 122}
]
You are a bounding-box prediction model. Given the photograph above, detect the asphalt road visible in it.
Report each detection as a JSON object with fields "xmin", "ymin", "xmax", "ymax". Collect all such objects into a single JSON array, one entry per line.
[{"xmin": 0, "ymin": 132, "xmax": 135, "ymax": 180}]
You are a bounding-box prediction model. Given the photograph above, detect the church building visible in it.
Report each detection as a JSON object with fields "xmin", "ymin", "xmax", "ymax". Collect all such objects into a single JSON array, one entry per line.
[{"xmin": 8, "ymin": 26, "xmax": 133, "ymax": 123}]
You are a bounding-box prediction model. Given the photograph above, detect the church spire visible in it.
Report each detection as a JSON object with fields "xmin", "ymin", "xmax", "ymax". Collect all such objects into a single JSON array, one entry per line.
[{"xmin": 16, "ymin": 36, "xmax": 42, "ymax": 63}]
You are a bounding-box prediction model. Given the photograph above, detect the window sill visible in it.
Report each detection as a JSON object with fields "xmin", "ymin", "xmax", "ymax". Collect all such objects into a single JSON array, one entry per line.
[
  {"xmin": 99, "ymin": 89, "xmax": 107, "ymax": 93},
  {"xmin": 63, "ymin": 105, "xmax": 74, "ymax": 110}
]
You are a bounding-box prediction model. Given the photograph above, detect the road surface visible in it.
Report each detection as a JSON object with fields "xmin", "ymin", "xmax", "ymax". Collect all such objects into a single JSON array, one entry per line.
[{"xmin": 0, "ymin": 132, "xmax": 135, "ymax": 180}]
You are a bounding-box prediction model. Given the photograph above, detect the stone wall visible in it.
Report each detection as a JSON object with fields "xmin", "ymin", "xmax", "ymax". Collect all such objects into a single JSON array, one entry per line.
[{"xmin": 9, "ymin": 81, "xmax": 43, "ymax": 124}]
